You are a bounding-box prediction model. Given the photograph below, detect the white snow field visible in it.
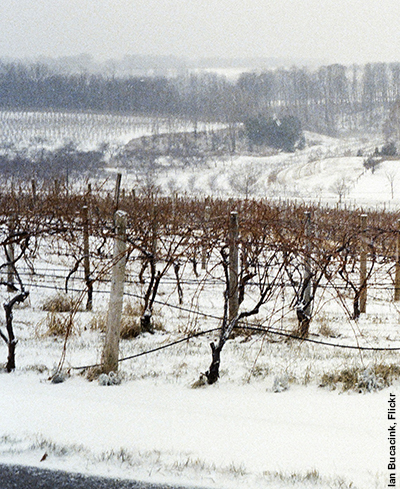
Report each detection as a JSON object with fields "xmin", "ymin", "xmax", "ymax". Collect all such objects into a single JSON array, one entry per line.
[
  {"xmin": 0, "ymin": 371, "xmax": 390, "ymax": 489},
  {"xmin": 0, "ymin": 248, "xmax": 398, "ymax": 489},
  {"xmin": 0, "ymin": 114, "xmax": 400, "ymax": 488},
  {"xmin": 113, "ymin": 130, "xmax": 399, "ymax": 209}
]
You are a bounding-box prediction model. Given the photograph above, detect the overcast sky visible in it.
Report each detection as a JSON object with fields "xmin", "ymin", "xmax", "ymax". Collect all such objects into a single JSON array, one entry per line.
[{"xmin": 1, "ymin": 0, "xmax": 400, "ymax": 65}]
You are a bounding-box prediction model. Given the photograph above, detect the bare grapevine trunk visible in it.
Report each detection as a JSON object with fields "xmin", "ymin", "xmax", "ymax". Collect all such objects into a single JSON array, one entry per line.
[
  {"xmin": 205, "ymin": 342, "xmax": 223, "ymax": 385},
  {"xmin": 3, "ymin": 291, "xmax": 29, "ymax": 372}
]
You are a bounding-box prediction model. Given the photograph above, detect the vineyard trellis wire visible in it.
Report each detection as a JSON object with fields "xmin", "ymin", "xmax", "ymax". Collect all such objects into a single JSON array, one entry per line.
[{"xmin": 1, "ymin": 180, "xmax": 400, "ymax": 380}]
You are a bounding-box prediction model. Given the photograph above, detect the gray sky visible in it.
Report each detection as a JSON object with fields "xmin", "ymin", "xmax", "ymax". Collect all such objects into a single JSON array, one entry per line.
[{"xmin": 1, "ymin": 0, "xmax": 400, "ymax": 64}]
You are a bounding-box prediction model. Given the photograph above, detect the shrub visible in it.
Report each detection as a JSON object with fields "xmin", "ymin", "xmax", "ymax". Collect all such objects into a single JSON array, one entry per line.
[
  {"xmin": 320, "ymin": 364, "xmax": 400, "ymax": 392},
  {"xmin": 36, "ymin": 312, "xmax": 76, "ymax": 337},
  {"xmin": 317, "ymin": 322, "xmax": 339, "ymax": 338},
  {"xmin": 381, "ymin": 141, "xmax": 397, "ymax": 156},
  {"xmin": 89, "ymin": 301, "xmax": 163, "ymax": 339},
  {"xmin": 41, "ymin": 293, "xmax": 77, "ymax": 313}
]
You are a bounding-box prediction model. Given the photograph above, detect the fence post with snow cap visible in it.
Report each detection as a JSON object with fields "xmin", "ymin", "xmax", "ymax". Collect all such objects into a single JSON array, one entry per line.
[{"xmin": 101, "ymin": 210, "xmax": 127, "ymax": 374}]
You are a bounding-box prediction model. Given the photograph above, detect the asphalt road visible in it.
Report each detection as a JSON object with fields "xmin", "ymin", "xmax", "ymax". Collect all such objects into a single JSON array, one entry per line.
[{"xmin": 0, "ymin": 464, "xmax": 212, "ymax": 489}]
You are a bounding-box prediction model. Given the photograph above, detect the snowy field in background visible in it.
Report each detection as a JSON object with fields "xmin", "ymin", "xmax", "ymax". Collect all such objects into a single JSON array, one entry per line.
[
  {"xmin": 113, "ymin": 130, "xmax": 399, "ymax": 208},
  {"xmin": 0, "ymin": 110, "xmax": 216, "ymax": 153},
  {"xmin": 1, "ymin": 110, "xmax": 398, "ymax": 208}
]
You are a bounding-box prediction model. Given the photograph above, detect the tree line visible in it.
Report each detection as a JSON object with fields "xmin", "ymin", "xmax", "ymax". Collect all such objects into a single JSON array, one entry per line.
[{"xmin": 1, "ymin": 60, "xmax": 400, "ymax": 136}]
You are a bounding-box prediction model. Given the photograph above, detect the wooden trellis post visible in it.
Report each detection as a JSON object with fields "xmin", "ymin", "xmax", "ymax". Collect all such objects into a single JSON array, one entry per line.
[
  {"xmin": 303, "ymin": 211, "xmax": 312, "ymax": 319},
  {"xmin": 101, "ymin": 210, "xmax": 127, "ymax": 374},
  {"xmin": 229, "ymin": 211, "xmax": 239, "ymax": 323},
  {"xmin": 360, "ymin": 214, "xmax": 368, "ymax": 313},
  {"xmin": 6, "ymin": 217, "xmax": 15, "ymax": 293},
  {"xmin": 201, "ymin": 205, "xmax": 210, "ymax": 270},
  {"xmin": 114, "ymin": 173, "xmax": 122, "ymax": 212},
  {"xmin": 82, "ymin": 205, "xmax": 92, "ymax": 311},
  {"xmin": 152, "ymin": 204, "xmax": 158, "ymax": 260},
  {"xmin": 31, "ymin": 179, "xmax": 36, "ymax": 204},
  {"xmin": 296, "ymin": 211, "xmax": 313, "ymax": 338}
]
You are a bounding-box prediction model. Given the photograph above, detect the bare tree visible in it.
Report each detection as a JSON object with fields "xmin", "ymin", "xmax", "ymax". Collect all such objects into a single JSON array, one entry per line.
[
  {"xmin": 330, "ymin": 177, "xmax": 351, "ymax": 203},
  {"xmin": 385, "ymin": 168, "xmax": 397, "ymax": 199},
  {"xmin": 229, "ymin": 165, "xmax": 261, "ymax": 199}
]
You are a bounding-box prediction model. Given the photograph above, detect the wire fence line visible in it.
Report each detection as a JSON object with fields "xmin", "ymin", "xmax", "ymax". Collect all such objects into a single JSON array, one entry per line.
[
  {"xmin": 11, "ymin": 273, "xmax": 400, "ymax": 295},
  {"xmin": 3, "ymin": 189, "xmax": 400, "ymax": 377},
  {"xmin": 11, "ymin": 264, "xmax": 400, "ymax": 372},
  {"xmin": 70, "ymin": 321, "xmax": 400, "ymax": 372},
  {"xmin": 4, "ymin": 263, "xmax": 400, "ymax": 290},
  {"xmin": 4, "ymin": 262, "xmax": 400, "ymax": 378}
]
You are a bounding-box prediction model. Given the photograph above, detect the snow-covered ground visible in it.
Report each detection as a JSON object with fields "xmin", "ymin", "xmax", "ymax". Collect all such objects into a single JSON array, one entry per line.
[
  {"xmin": 0, "ymin": 371, "xmax": 390, "ymax": 489},
  {"xmin": 1, "ymin": 116, "xmax": 399, "ymax": 488},
  {"xmin": 109, "ymin": 130, "xmax": 400, "ymax": 209},
  {"xmin": 2, "ymin": 110, "xmax": 398, "ymax": 208},
  {"xmin": 0, "ymin": 250, "xmax": 399, "ymax": 489},
  {"xmin": 0, "ymin": 110, "xmax": 214, "ymax": 153}
]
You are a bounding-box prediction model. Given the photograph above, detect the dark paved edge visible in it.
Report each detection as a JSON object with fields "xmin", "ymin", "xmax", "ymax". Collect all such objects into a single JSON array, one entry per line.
[{"xmin": 0, "ymin": 463, "xmax": 213, "ymax": 489}]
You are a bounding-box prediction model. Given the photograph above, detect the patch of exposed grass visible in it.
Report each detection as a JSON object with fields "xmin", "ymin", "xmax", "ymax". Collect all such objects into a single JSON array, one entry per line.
[
  {"xmin": 172, "ymin": 457, "xmax": 216, "ymax": 473},
  {"xmin": 36, "ymin": 312, "xmax": 77, "ymax": 337},
  {"xmin": 90, "ymin": 301, "xmax": 164, "ymax": 339},
  {"xmin": 374, "ymin": 363, "xmax": 400, "ymax": 385},
  {"xmin": 120, "ymin": 316, "xmax": 143, "ymax": 339},
  {"xmin": 23, "ymin": 364, "xmax": 49, "ymax": 374},
  {"xmin": 41, "ymin": 293, "xmax": 78, "ymax": 313},
  {"xmin": 31, "ymin": 436, "xmax": 86, "ymax": 458},
  {"xmin": 123, "ymin": 301, "xmax": 144, "ymax": 317},
  {"xmin": 318, "ymin": 322, "xmax": 339, "ymax": 338},
  {"xmin": 89, "ymin": 313, "xmax": 105, "ymax": 332},
  {"xmin": 223, "ymin": 462, "xmax": 248, "ymax": 477},
  {"xmin": 320, "ymin": 363, "xmax": 400, "ymax": 392},
  {"xmin": 262, "ymin": 468, "xmax": 354, "ymax": 487},
  {"xmin": 248, "ymin": 364, "xmax": 271, "ymax": 380}
]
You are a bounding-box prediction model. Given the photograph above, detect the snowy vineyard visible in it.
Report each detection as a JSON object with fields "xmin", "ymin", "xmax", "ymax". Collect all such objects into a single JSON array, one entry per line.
[
  {"xmin": 0, "ymin": 110, "xmax": 209, "ymax": 153},
  {"xmin": 2, "ymin": 181, "xmax": 400, "ymax": 376}
]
